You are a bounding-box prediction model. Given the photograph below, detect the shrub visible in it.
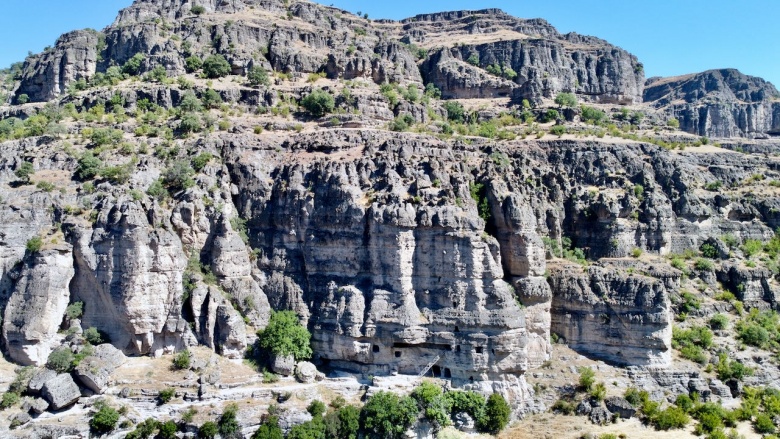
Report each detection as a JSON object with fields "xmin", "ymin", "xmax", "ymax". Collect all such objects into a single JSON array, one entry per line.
[
  {"xmin": 191, "ymin": 5, "xmax": 206, "ymax": 14},
  {"xmin": 90, "ymin": 403, "xmax": 120, "ymax": 434},
  {"xmin": 737, "ymin": 321, "xmax": 770, "ymax": 348},
  {"xmin": 624, "ymin": 388, "xmax": 649, "ymax": 407},
  {"xmin": 146, "ymin": 65, "xmax": 167, "ymax": 82},
  {"xmin": 550, "ymin": 125, "xmax": 566, "ymax": 136},
  {"xmin": 179, "ymin": 91, "xmax": 203, "ymax": 112},
  {"xmin": 179, "ymin": 113, "xmax": 202, "ymax": 134},
  {"xmin": 185, "ymin": 56, "xmax": 203, "ymax": 72},
  {"xmin": 163, "ymin": 160, "xmax": 196, "ymax": 192},
  {"xmin": 301, "ymin": 89, "xmax": 335, "ymax": 117},
  {"xmin": 716, "ymin": 353, "xmax": 753, "ymax": 382},
  {"xmin": 256, "ymin": 310, "xmax": 312, "ymax": 361},
  {"xmin": 123, "ymin": 53, "xmax": 145, "ymax": 76},
  {"xmin": 247, "ymin": 66, "xmax": 270, "ymax": 86},
  {"xmin": 667, "ymin": 118, "xmax": 680, "ymax": 129},
  {"xmin": 65, "ymin": 301, "xmax": 84, "ymax": 320},
  {"xmin": 581, "ymin": 106, "xmax": 606, "ymax": 124},
  {"xmin": 158, "ymin": 420, "xmax": 178, "ymax": 439},
  {"xmin": 335, "ymin": 405, "xmax": 360, "ymax": 439},
  {"xmin": 17, "ymin": 94, "xmax": 29, "ymax": 105},
  {"xmin": 478, "ymin": 393, "xmax": 511, "ymax": 433},
  {"xmin": 755, "ymin": 413, "xmax": 775, "ymax": 434},
  {"xmin": 466, "ymin": 54, "xmax": 479, "ymax": 65},
  {"xmin": 541, "ymin": 109, "xmax": 560, "ymax": 123},
  {"xmin": 125, "ymin": 418, "xmax": 159, "ymax": 439},
  {"xmin": 554, "ymin": 92, "xmax": 577, "ymax": 108},
  {"xmin": 218, "ymin": 403, "xmax": 240, "ymax": 437},
  {"xmin": 252, "ymin": 416, "xmax": 283, "ymax": 439},
  {"xmin": 198, "ymin": 421, "xmax": 218, "ymax": 439},
  {"xmin": 147, "ymin": 178, "xmax": 169, "ymax": 200},
  {"xmin": 589, "ymin": 382, "xmax": 607, "ymax": 401},
  {"xmin": 443, "ymin": 101, "xmax": 465, "ymax": 123},
  {"xmin": 700, "ymin": 243, "xmax": 718, "ymax": 259},
  {"xmin": 203, "ymin": 55, "xmax": 231, "ymax": 78},
  {"xmin": 389, "ymin": 114, "xmax": 415, "ymax": 132},
  {"xmin": 0, "ymin": 392, "xmax": 19, "ymax": 410},
  {"xmin": 631, "ymin": 248, "xmax": 642, "ymax": 258},
  {"xmin": 26, "ymin": 236, "xmax": 43, "ymax": 253},
  {"xmin": 191, "ymin": 153, "xmax": 213, "ymax": 172},
  {"xmin": 411, "ymin": 382, "xmax": 451, "ymax": 428},
  {"xmin": 578, "ymin": 367, "xmax": 595, "ymax": 391},
  {"xmin": 90, "ymin": 127, "xmax": 123, "ymax": 146},
  {"xmin": 14, "ymin": 161, "xmax": 34, "ymax": 183},
  {"xmin": 307, "ymin": 400, "xmax": 326, "ymax": 417},
  {"xmin": 202, "ymin": 88, "xmax": 223, "ymax": 109},
  {"xmin": 158, "ymin": 388, "xmax": 175, "ymax": 404},
  {"xmin": 76, "ymin": 152, "xmax": 103, "ymax": 180},
  {"xmin": 710, "ymin": 314, "xmax": 729, "ymax": 330},
  {"xmin": 694, "ymin": 258, "xmax": 714, "ymax": 271},
  {"xmin": 361, "ymin": 391, "xmax": 419, "ymax": 439},
  {"xmin": 650, "ymin": 406, "xmax": 689, "ymax": 430},
  {"xmin": 173, "ymin": 349, "xmax": 191, "ymax": 370},
  {"xmin": 742, "ymin": 239, "xmax": 763, "ymax": 258},
  {"xmin": 84, "ymin": 327, "xmax": 105, "ymax": 344}
]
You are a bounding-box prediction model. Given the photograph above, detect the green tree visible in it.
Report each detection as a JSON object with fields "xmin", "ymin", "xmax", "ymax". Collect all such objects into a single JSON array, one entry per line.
[
  {"xmin": 179, "ymin": 113, "xmax": 202, "ymax": 134},
  {"xmin": 146, "ymin": 65, "xmax": 167, "ymax": 82},
  {"xmin": 257, "ymin": 310, "xmax": 313, "ymax": 361},
  {"xmin": 191, "ymin": 153, "xmax": 213, "ymax": 172},
  {"xmin": 201, "ymin": 88, "xmax": 223, "ymax": 109},
  {"xmin": 123, "ymin": 53, "xmax": 145, "ymax": 76},
  {"xmin": 247, "ymin": 66, "xmax": 270, "ymax": 86},
  {"xmin": 218, "ymin": 403, "xmax": 241, "ymax": 438},
  {"xmin": 554, "ymin": 92, "xmax": 577, "ymax": 108},
  {"xmin": 185, "ymin": 56, "xmax": 203, "ymax": 73},
  {"xmin": 179, "ymin": 91, "xmax": 203, "ymax": 112},
  {"xmin": 158, "ymin": 420, "xmax": 178, "ymax": 439},
  {"xmin": 203, "ymin": 55, "xmax": 231, "ymax": 79},
  {"xmin": 308, "ymin": 400, "xmax": 326, "ymax": 417},
  {"xmin": 14, "ymin": 161, "xmax": 34, "ymax": 183},
  {"xmin": 361, "ymin": 391, "xmax": 419, "ymax": 439},
  {"xmin": 26, "ymin": 236, "xmax": 43, "ymax": 253},
  {"xmin": 198, "ymin": 421, "xmax": 218, "ymax": 439},
  {"xmin": 17, "ymin": 94, "xmax": 29, "ymax": 105},
  {"xmin": 443, "ymin": 101, "xmax": 465, "ymax": 123},
  {"xmin": 162, "ymin": 160, "xmax": 196, "ymax": 192},
  {"xmin": 89, "ymin": 403, "xmax": 120, "ymax": 435},
  {"xmin": 76, "ymin": 152, "xmax": 103, "ymax": 180},
  {"xmin": 252, "ymin": 416, "xmax": 284, "ymax": 439},
  {"xmin": 478, "ymin": 393, "xmax": 511, "ymax": 434},
  {"xmin": 158, "ymin": 388, "xmax": 175, "ymax": 404},
  {"xmin": 301, "ymin": 89, "xmax": 335, "ymax": 117},
  {"xmin": 173, "ymin": 349, "xmax": 191, "ymax": 370},
  {"xmin": 335, "ymin": 406, "xmax": 360, "ymax": 439}
]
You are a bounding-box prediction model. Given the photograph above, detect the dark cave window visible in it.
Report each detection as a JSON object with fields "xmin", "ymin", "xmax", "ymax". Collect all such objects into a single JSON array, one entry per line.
[
  {"xmin": 372, "ymin": 345, "xmax": 379, "ymax": 353},
  {"xmin": 456, "ymin": 345, "xmax": 461, "ymax": 352},
  {"xmin": 454, "ymin": 326, "xmax": 460, "ymax": 333},
  {"xmin": 469, "ymin": 376, "xmax": 474, "ymax": 383},
  {"xmin": 475, "ymin": 346, "xmax": 483, "ymax": 354},
  {"xmin": 432, "ymin": 365, "xmax": 441, "ymax": 377},
  {"xmin": 444, "ymin": 368, "xmax": 452, "ymax": 378},
  {"xmin": 395, "ymin": 351, "xmax": 401, "ymax": 358}
]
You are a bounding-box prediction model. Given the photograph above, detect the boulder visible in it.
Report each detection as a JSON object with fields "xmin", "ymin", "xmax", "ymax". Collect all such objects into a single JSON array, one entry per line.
[
  {"xmin": 589, "ymin": 405, "xmax": 612, "ymax": 425},
  {"xmin": 576, "ymin": 399, "xmax": 592, "ymax": 416},
  {"xmin": 605, "ymin": 396, "xmax": 635, "ymax": 419},
  {"xmin": 294, "ymin": 362, "xmax": 324, "ymax": 383},
  {"xmin": 22, "ymin": 397, "xmax": 49, "ymax": 415},
  {"xmin": 74, "ymin": 344, "xmax": 127, "ymax": 393},
  {"xmin": 41, "ymin": 373, "xmax": 81, "ymax": 410},
  {"xmin": 271, "ymin": 353, "xmax": 295, "ymax": 376},
  {"xmin": 27, "ymin": 368, "xmax": 57, "ymax": 394}
]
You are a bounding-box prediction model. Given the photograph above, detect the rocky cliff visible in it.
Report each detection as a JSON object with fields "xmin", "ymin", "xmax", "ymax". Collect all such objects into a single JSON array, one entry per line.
[{"xmin": 3, "ymin": 0, "xmax": 780, "ymax": 436}]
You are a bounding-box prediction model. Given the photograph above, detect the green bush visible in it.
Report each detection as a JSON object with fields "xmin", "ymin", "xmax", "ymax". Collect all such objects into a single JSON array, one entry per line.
[
  {"xmin": 90, "ymin": 127, "xmax": 123, "ymax": 146},
  {"xmin": 0, "ymin": 392, "xmax": 19, "ymax": 410},
  {"xmin": 146, "ymin": 65, "xmax": 167, "ymax": 82},
  {"xmin": 742, "ymin": 239, "xmax": 763, "ymax": 258},
  {"xmin": 185, "ymin": 56, "xmax": 203, "ymax": 73},
  {"xmin": 307, "ymin": 400, "xmax": 326, "ymax": 417},
  {"xmin": 26, "ymin": 236, "xmax": 43, "ymax": 253},
  {"xmin": 709, "ymin": 314, "xmax": 729, "ymax": 330},
  {"xmin": 14, "ymin": 161, "xmax": 34, "ymax": 183},
  {"xmin": 443, "ymin": 101, "xmax": 465, "ymax": 123},
  {"xmin": 716, "ymin": 353, "xmax": 753, "ymax": 382},
  {"xmin": 203, "ymin": 55, "xmax": 231, "ymax": 79},
  {"xmin": 158, "ymin": 420, "xmax": 178, "ymax": 439},
  {"xmin": 125, "ymin": 418, "xmax": 160, "ymax": 439},
  {"xmin": 550, "ymin": 125, "xmax": 566, "ymax": 136},
  {"xmin": 667, "ymin": 118, "xmax": 680, "ymax": 129},
  {"xmin": 478, "ymin": 393, "xmax": 511, "ymax": 433},
  {"xmin": 147, "ymin": 178, "xmax": 169, "ymax": 201},
  {"xmin": 737, "ymin": 321, "xmax": 771, "ymax": 348},
  {"xmin": 754, "ymin": 413, "xmax": 775, "ymax": 434},
  {"xmin": 123, "ymin": 53, "xmax": 145, "ymax": 76},
  {"xmin": 202, "ymin": 89, "xmax": 222, "ymax": 109},
  {"xmin": 541, "ymin": 109, "xmax": 560, "ymax": 123},
  {"xmin": 389, "ymin": 114, "xmax": 414, "ymax": 132},
  {"xmin": 554, "ymin": 92, "xmax": 577, "ymax": 108},
  {"xmin": 444, "ymin": 390, "xmax": 485, "ymax": 420},
  {"xmin": 163, "ymin": 160, "xmax": 196, "ymax": 192},
  {"xmin": 47, "ymin": 347, "xmax": 75, "ymax": 373},
  {"xmin": 301, "ymin": 89, "xmax": 335, "ymax": 117},
  {"xmin": 624, "ymin": 388, "xmax": 649, "ymax": 407},
  {"xmin": 411, "ymin": 382, "xmax": 451, "ymax": 427},
  {"xmin": 179, "ymin": 113, "xmax": 202, "ymax": 134},
  {"xmin": 158, "ymin": 388, "xmax": 175, "ymax": 404},
  {"xmin": 578, "ymin": 367, "xmax": 595, "ymax": 391},
  {"xmin": 17, "ymin": 94, "xmax": 29, "ymax": 105},
  {"xmin": 90, "ymin": 403, "xmax": 120, "ymax": 435},
  {"xmin": 218, "ymin": 403, "xmax": 241, "ymax": 437},
  {"xmin": 589, "ymin": 382, "xmax": 606, "ymax": 401},
  {"xmin": 84, "ymin": 327, "xmax": 105, "ymax": 344},
  {"xmin": 581, "ymin": 106, "xmax": 606, "ymax": 124},
  {"xmin": 191, "ymin": 153, "xmax": 213, "ymax": 172},
  {"xmin": 198, "ymin": 421, "xmax": 218, "ymax": 439},
  {"xmin": 76, "ymin": 152, "xmax": 103, "ymax": 180},
  {"xmin": 257, "ymin": 310, "xmax": 312, "ymax": 361},
  {"xmin": 179, "ymin": 91, "xmax": 203, "ymax": 112},
  {"xmin": 694, "ymin": 258, "xmax": 714, "ymax": 271},
  {"xmin": 247, "ymin": 66, "xmax": 270, "ymax": 86},
  {"xmin": 700, "ymin": 243, "xmax": 718, "ymax": 259},
  {"xmin": 191, "ymin": 5, "xmax": 206, "ymax": 14},
  {"xmin": 173, "ymin": 349, "xmax": 191, "ymax": 370},
  {"xmin": 252, "ymin": 416, "xmax": 283, "ymax": 439},
  {"xmin": 335, "ymin": 406, "xmax": 360, "ymax": 439},
  {"xmin": 361, "ymin": 391, "xmax": 419, "ymax": 439},
  {"xmin": 650, "ymin": 406, "xmax": 689, "ymax": 430}
]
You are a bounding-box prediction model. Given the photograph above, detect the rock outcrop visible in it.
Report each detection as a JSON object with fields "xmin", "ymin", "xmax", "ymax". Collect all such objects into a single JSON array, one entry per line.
[
  {"xmin": 644, "ymin": 69, "xmax": 780, "ymax": 138},
  {"xmin": 74, "ymin": 343, "xmax": 126, "ymax": 393},
  {"xmin": 41, "ymin": 374, "xmax": 81, "ymax": 411}
]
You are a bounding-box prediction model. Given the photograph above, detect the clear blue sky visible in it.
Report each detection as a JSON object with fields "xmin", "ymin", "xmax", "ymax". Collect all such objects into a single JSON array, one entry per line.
[{"xmin": 1, "ymin": 0, "xmax": 778, "ymax": 87}]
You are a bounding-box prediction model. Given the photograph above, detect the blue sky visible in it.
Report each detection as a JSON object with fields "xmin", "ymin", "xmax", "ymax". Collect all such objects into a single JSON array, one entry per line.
[{"xmin": 1, "ymin": 0, "xmax": 778, "ymax": 87}]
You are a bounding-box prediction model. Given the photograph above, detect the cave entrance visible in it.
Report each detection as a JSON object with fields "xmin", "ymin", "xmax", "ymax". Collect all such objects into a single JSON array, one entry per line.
[
  {"xmin": 444, "ymin": 368, "xmax": 452, "ymax": 378},
  {"xmin": 431, "ymin": 365, "xmax": 442, "ymax": 377}
]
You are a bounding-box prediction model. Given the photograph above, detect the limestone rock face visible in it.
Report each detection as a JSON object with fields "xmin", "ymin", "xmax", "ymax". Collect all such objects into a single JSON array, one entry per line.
[
  {"xmin": 644, "ymin": 69, "xmax": 780, "ymax": 138},
  {"xmin": 548, "ymin": 260, "xmax": 674, "ymax": 366},
  {"xmin": 67, "ymin": 199, "xmax": 189, "ymax": 356},
  {"xmin": 41, "ymin": 374, "xmax": 81, "ymax": 411},
  {"xmin": 2, "ymin": 246, "xmax": 74, "ymax": 366},
  {"xmin": 16, "ymin": 30, "xmax": 99, "ymax": 102}
]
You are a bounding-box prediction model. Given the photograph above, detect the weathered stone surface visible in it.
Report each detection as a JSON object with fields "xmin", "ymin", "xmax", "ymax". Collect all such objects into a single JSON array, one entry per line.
[
  {"xmin": 27, "ymin": 369, "xmax": 57, "ymax": 394},
  {"xmin": 22, "ymin": 397, "xmax": 49, "ymax": 415},
  {"xmin": 589, "ymin": 405, "xmax": 611, "ymax": 425},
  {"xmin": 294, "ymin": 361, "xmax": 324, "ymax": 383},
  {"xmin": 271, "ymin": 354, "xmax": 295, "ymax": 376},
  {"xmin": 2, "ymin": 245, "xmax": 74, "ymax": 366},
  {"xmin": 41, "ymin": 373, "xmax": 81, "ymax": 410},
  {"xmin": 605, "ymin": 396, "xmax": 635, "ymax": 419},
  {"xmin": 74, "ymin": 343, "xmax": 126, "ymax": 393}
]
